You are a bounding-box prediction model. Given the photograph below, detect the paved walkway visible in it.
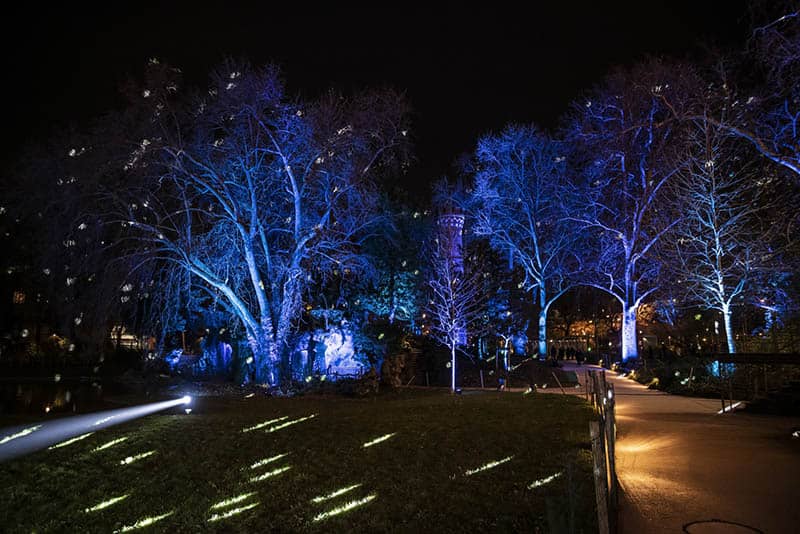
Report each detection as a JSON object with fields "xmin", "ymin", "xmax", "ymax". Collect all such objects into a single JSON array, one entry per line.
[{"xmin": 562, "ymin": 363, "xmax": 800, "ymax": 533}]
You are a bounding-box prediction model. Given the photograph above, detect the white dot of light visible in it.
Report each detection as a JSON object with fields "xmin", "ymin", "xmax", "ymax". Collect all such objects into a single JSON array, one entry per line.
[
  {"xmin": 181, "ymin": 396, "xmax": 192, "ymax": 405},
  {"xmin": 312, "ymin": 494, "xmax": 376, "ymax": 522},
  {"xmin": 527, "ymin": 471, "xmax": 563, "ymax": 490},
  {"xmin": 242, "ymin": 416, "xmax": 288, "ymax": 433},
  {"xmin": 464, "ymin": 456, "xmax": 514, "ymax": 476},
  {"xmin": 48, "ymin": 432, "xmax": 94, "ymax": 450},
  {"xmin": 208, "ymin": 502, "xmax": 260, "ymax": 523},
  {"xmin": 265, "ymin": 414, "xmax": 317, "ymax": 433},
  {"xmin": 311, "ymin": 484, "xmax": 362, "ymax": 504},
  {"xmin": 210, "ymin": 492, "xmax": 257, "ymax": 510},
  {"xmin": 249, "ymin": 453, "xmax": 289, "ymax": 470},
  {"xmin": 362, "ymin": 433, "xmax": 396, "ymax": 448},
  {"xmin": 248, "ymin": 465, "xmax": 292, "ymax": 483},
  {"xmin": 0, "ymin": 425, "xmax": 42, "ymax": 445},
  {"xmin": 85, "ymin": 494, "xmax": 130, "ymax": 512},
  {"xmin": 120, "ymin": 450, "xmax": 155, "ymax": 465},
  {"xmin": 114, "ymin": 511, "xmax": 174, "ymax": 533},
  {"xmin": 244, "ymin": 393, "xmax": 255, "ymax": 399},
  {"xmin": 93, "ymin": 437, "xmax": 128, "ymax": 452}
]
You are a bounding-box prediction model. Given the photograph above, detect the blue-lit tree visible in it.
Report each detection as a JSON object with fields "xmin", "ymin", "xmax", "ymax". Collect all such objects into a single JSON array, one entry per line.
[
  {"xmin": 669, "ymin": 110, "xmax": 781, "ymax": 354},
  {"xmin": 109, "ymin": 60, "xmax": 410, "ymax": 384},
  {"xmin": 471, "ymin": 125, "xmax": 580, "ymax": 360},
  {"xmin": 723, "ymin": 9, "xmax": 800, "ymax": 179},
  {"xmin": 567, "ymin": 65, "xmax": 687, "ymax": 361},
  {"xmin": 424, "ymin": 231, "xmax": 487, "ymax": 392}
]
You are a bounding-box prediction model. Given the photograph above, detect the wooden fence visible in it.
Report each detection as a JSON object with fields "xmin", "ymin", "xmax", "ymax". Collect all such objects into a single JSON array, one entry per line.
[{"xmin": 586, "ymin": 370, "xmax": 618, "ymax": 534}]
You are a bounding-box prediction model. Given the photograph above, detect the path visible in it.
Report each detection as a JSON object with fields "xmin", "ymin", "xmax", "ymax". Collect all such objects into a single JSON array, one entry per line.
[{"xmin": 563, "ymin": 362, "xmax": 800, "ymax": 533}]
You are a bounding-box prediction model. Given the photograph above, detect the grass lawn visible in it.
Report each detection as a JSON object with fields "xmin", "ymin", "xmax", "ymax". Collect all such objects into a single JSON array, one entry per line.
[{"xmin": 0, "ymin": 389, "xmax": 596, "ymax": 533}]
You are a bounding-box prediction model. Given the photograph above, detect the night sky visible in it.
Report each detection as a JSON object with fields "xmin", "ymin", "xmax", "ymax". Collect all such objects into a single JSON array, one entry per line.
[{"xmin": 3, "ymin": 1, "xmax": 749, "ymax": 194}]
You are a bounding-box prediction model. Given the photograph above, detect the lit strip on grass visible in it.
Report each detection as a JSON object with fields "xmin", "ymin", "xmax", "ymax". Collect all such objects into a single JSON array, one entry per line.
[
  {"xmin": 85, "ymin": 494, "xmax": 130, "ymax": 512},
  {"xmin": 211, "ymin": 492, "xmax": 257, "ymax": 510},
  {"xmin": 93, "ymin": 415, "xmax": 118, "ymax": 426},
  {"xmin": 249, "ymin": 465, "xmax": 291, "ymax": 483},
  {"xmin": 120, "ymin": 450, "xmax": 155, "ymax": 465},
  {"xmin": 93, "ymin": 437, "xmax": 129, "ymax": 452},
  {"xmin": 312, "ymin": 494, "xmax": 376, "ymax": 522},
  {"xmin": 49, "ymin": 432, "xmax": 94, "ymax": 450},
  {"xmin": 265, "ymin": 414, "xmax": 317, "ymax": 433},
  {"xmin": 464, "ymin": 455, "xmax": 514, "ymax": 476},
  {"xmin": 362, "ymin": 433, "xmax": 396, "ymax": 448},
  {"xmin": 311, "ymin": 484, "xmax": 362, "ymax": 504},
  {"xmin": 0, "ymin": 425, "xmax": 42, "ymax": 445},
  {"xmin": 242, "ymin": 416, "xmax": 288, "ymax": 433},
  {"xmin": 527, "ymin": 471, "xmax": 563, "ymax": 489},
  {"xmin": 717, "ymin": 401, "xmax": 742, "ymax": 414},
  {"xmin": 208, "ymin": 502, "xmax": 260, "ymax": 522},
  {"xmin": 113, "ymin": 511, "xmax": 174, "ymax": 532},
  {"xmin": 249, "ymin": 453, "xmax": 289, "ymax": 470}
]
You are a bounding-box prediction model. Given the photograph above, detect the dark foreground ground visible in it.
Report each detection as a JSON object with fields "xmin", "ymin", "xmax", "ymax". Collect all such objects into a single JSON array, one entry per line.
[{"xmin": 0, "ymin": 389, "xmax": 596, "ymax": 533}]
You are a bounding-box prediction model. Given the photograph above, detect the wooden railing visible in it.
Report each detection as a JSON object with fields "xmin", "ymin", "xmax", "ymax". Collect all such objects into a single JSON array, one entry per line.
[{"xmin": 586, "ymin": 369, "xmax": 618, "ymax": 534}]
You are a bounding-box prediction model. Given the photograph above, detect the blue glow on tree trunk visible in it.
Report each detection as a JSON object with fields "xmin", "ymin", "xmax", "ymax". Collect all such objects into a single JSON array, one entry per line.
[
  {"xmin": 538, "ymin": 287, "xmax": 548, "ymax": 360},
  {"xmin": 722, "ymin": 304, "xmax": 735, "ymax": 354},
  {"xmin": 621, "ymin": 306, "xmax": 638, "ymax": 361},
  {"xmin": 451, "ymin": 343, "xmax": 456, "ymax": 392},
  {"xmin": 538, "ymin": 309, "xmax": 547, "ymax": 360}
]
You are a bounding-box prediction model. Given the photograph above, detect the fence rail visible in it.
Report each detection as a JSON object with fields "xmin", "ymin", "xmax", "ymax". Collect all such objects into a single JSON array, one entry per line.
[{"xmin": 586, "ymin": 370, "xmax": 617, "ymax": 534}]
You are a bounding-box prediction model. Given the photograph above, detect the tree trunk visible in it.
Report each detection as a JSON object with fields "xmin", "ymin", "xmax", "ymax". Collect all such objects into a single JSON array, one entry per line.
[
  {"xmin": 451, "ymin": 342, "xmax": 457, "ymax": 393},
  {"xmin": 251, "ymin": 323, "xmax": 279, "ymax": 385},
  {"xmin": 722, "ymin": 305, "xmax": 735, "ymax": 354},
  {"xmin": 621, "ymin": 305, "xmax": 638, "ymax": 361},
  {"xmin": 538, "ymin": 290, "xmax": 548, "ymax": 360}
]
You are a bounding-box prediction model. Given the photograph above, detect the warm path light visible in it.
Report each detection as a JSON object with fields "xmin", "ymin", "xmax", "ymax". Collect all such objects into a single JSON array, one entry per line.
[
  {"xmin": 85, "ymin": 494, "xmax": 130, "ymax": 512},
  {"xmin": 311, "ymin": 484, "xmax": 362, "ymax": 504},
  {"xmin": 0, "ymin": 396, "xmax": 193, "ymax": 463},
  {"xmin": 211, "ymin": 492, "xmax": 257, "ymax": 510},
  {"xmin": 249, "ymin": 453, "xmax": 289, "ymax": 469},
  {"xmin": 265, "ymin": 414, "xmax": 317, "ymax": 433},
  {"xmin": 114, "ymin": 511, "xmax": 174, "ymax": 532},
  {"xmin": 242, "ymin": 416, "xmax": 288, "ymax": 433},
  {"xmin": 464, "ymin": 456, "xmax": 514, "ymax": 476},
  {"xmin": 208, "ymin": 502, "xmax": 260, "ymax": 523},
  {"xmin": 93, "ymin": 437, "xmax": 128, "ymax": 452},
  {"xmin": 249, "ymin": 465, "xmax": 292, "ymax": 483},
  {"xmin": 362, "ymin": 433, "xmax": 396, "ymax": 448},
  {"xmin": 528, "ymin": 471, "xmax": 562, "ymax": 489},
  {"xmin": 312, "ymin": 494, "xmax": 376, "ymax": 522},
  {"xmin": 48, "ymin": 432, "xmax": 95, "ymax": 450}
]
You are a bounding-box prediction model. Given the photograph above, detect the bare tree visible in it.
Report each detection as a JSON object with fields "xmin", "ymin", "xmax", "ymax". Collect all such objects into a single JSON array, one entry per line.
[
  {"xmin": 670, "ymin": 110, "xmax": 783, "ymax": 353},
  {"xmin": 471, "ymin": 125, "xmax": 580, "ymax": 359},
  {"xmin": 424, "ymin": 236, "xmax": 487, "ymax": 392},
  {"xmin": 567, "ymin": 64, "xmax": 688, "ymax": 361},
  {"xmin": 103, "ymin": 60, "xmax": 409, "ymax": 384}
]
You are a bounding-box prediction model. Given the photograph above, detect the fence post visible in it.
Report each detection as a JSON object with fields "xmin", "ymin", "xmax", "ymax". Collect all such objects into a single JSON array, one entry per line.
[
  {"xmin": 605, "ymin": 383, "xmax": 617, "ymax": 532},
  {"xmin": 590, "ymin": 421, "xmax": 610, "ymax": 534}
]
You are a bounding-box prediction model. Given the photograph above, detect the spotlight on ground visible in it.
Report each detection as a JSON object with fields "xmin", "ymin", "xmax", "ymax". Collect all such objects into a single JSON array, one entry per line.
[{"xmin": 0, "ymin": 396, "xmax": 197, "ymax": 463}]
